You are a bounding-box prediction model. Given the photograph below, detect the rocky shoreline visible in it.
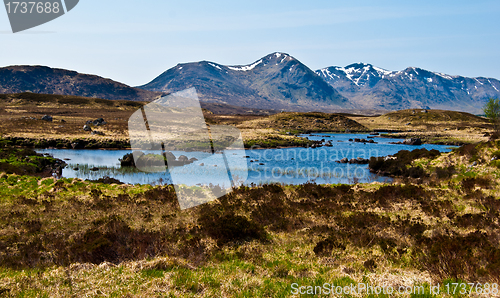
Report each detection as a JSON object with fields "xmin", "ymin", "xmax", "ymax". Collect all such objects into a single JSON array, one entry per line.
[{"xmin": 2, "ymin": 137, "xmax": 131, "ymax": 149}]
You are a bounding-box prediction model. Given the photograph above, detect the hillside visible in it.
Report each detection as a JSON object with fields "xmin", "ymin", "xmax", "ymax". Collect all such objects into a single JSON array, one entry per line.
[
  {"xmin": 200, "ymin": 102, "xmax": 276, "ymax": 115},
  {"xmin": 138, "ymin": 52, "xmax": 353, "ymax": 112},
  {"xmin": 0, "ymin": 65, "xmax": 163, "ymax": 101},
  {"xmin": 317, "ymin": 63, "xmax": 500, "ymax": 113},
  {"xmin": 238, "ymin": 112, "xmax": 368, "ymax": 133},
  {"xmin": 349, "ymin": 109, "xmax": 492, "ymax": 145}
]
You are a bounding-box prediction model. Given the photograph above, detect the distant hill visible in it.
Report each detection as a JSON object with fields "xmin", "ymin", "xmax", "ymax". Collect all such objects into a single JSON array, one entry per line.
[
  {"xmin": 380, "ymin": 109, "xmax": 488, "ymax": 124},
  {"xmin": 0, "ymin": 92, "xmax": 145, "ymax": 108},
  {"xmin": 238, "ymin": 112, "xmax": 368, "ymax": 133},
  {"xmin": 138, "ymin": 52, "xmax": 353, "ymax": 112},
  {"xmin": 0, "ymin": 65, "xmax": 163, "ymax": 102},
  {"xmin": 200, "ymin": 102, "xmax": 276, "ymax": 115},
  {"xmin": 316, "ymin": 63, "xmax": 500, "ymax": 114}
]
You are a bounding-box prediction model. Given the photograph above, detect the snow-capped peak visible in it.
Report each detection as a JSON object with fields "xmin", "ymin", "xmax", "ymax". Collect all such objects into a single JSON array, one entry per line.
[
  {"xmin": 228, "ymin": 59, "xmax": 263, "ymax": 71},
  {"xmin": 372, "ymin": 65, "xmax": 393, "ymax": 76}
]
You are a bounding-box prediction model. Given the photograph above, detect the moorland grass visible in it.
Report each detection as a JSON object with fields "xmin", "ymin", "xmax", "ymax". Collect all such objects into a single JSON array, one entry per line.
[{"xmin": 0, "ymin": 140, "xmax": 499, "ymax": 297}]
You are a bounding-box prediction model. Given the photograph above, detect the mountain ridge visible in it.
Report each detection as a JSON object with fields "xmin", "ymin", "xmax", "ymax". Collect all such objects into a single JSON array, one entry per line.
[
  {"xmin": 1, "ymin": 54, "xmax": 499, "ymax": 114},
  {"xmin": 0, "ymin": 65, "xmax": 163, "ymax": 102},
  {"xmin": 138, "ymin": 52, "xmax": 353, "ymax": 112},
  {"xmin": 316, "ymin": 63, "xmax": 500, "ymax": 113}
]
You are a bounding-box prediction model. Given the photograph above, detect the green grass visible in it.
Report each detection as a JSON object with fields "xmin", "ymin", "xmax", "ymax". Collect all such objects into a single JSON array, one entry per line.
[{"xmin": 0, "ymin": 141, "xmax": 499, "ymax": 297}]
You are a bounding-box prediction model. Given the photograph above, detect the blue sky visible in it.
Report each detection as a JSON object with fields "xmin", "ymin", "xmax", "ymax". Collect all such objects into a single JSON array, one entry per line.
[{"xmin": 1, "ymin": 0, "xmax": 500, "ymax": 86}]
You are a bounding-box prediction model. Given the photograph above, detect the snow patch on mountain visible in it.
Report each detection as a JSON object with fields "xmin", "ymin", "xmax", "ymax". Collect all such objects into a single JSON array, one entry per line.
[
  {"xmin": 228, "ymin": 59, "xmax": 263, "ymax": 71},
  {"xmin": 208, "ymin": 63, "xmax": 221, "ymax": 70}
]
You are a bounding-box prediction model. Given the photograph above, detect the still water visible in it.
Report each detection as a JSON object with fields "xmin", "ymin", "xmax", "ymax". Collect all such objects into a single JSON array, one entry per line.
[{"xmin": 37, "ymin": 133, "xmax": 455, "ymax": 186}]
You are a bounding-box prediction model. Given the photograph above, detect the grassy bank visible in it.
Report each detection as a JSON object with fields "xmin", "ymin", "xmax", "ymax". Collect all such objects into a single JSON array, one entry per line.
[
  {"xmin": 0, "ymin": 93, "xmax": 320, "ymax": 149},
  {"xmin": 350, "ymin": 109, "xmax": 492, "ymax": 145}
]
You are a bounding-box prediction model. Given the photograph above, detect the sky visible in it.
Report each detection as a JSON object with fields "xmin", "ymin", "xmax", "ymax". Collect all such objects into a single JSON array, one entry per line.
[{"xmin": 1, "ymin": 0, "xmax": 500, "ymax": 87}]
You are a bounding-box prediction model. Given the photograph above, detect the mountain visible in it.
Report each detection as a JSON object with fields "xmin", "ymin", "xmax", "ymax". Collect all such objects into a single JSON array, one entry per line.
[
  {"xmin": 138, "ymin": 52, "xmax": 353, "ymax": 111},
  {"xmin": 2, "ymin": 58, "xmax": 498, "ymax": 114},
  {"xmin": 0, "ymin": 65, "xmax": 163, "ymax": 101},
  {"xmin": 316, "ymin": 63, "xmax": 500, "ymax": 114}
]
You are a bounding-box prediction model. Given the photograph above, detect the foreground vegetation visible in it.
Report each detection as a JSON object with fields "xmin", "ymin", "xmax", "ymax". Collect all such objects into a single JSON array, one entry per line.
[
  {"xmin": 0, "ymin": 139, "xmax": 499, "ymax": 297},
  {"xmin": 1, "ymin": 93, "xmax": 499, "ymax": 296}
]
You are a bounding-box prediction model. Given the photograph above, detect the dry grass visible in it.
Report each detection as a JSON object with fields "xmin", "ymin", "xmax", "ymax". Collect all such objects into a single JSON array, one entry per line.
[
  {"xmin": 0, "ymin": 155, "xmax": 499, "ymax": 297},
  {"xmin": 237, "ymin": 112, "xmax": 368, "ymax": 133},
  {"xmin": 0, "ymin": 93, "xmax": 143, "ymax": 143},
  {"xmin": 0, "ymin": 93, "xmax": 319, "ymax": 149},
  {"xmin": 350, "ymin": 109, "xmax": 492, "ymax": 144}
]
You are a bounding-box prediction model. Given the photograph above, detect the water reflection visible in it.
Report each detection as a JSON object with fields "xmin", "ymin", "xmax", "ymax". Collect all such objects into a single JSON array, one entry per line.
[{"xmin": 37, "ymin": 133, "xmax": 455, "ymax": 186}]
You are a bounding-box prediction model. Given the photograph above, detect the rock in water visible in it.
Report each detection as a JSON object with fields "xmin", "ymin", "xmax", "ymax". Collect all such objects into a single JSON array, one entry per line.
[
  {"xmin": 177, "ymin": 155, "xmax": 189, "ymax": 163},
  {"xmin": 163, "ymin": 151, "xmax": 176, "ymax": 161},
  {"xmin": 339, "ymin": 158, "xmax": 348, "ymax": 163},
  {"xmin": 403, "ymin": 138, "xmax": 422, "ymax": 145}
]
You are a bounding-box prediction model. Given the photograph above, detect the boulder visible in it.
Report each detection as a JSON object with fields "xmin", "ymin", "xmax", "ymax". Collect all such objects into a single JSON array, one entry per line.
[
  {"xmin": 87, "ymin": 118, "xmax": 107, "ymax": 126},
  {"xmin": 41, "ymin": 115, "xmax": 53, "ymax": 121},
  {"xmin": 71, "ymin": 141, "xmax": 84, "ymax": 149},
  {"xmin": 163, "ymin": 151, "xmax": 176, "ymax": 161},
  {"xmin": 119, "ymin": 151, "xmax": 144, "ymax": 167},
  {"xmin": 353, "ymin": 157, "xmax": 369, "ymax": 164},
  {"xmin": 91, "ymin": 131, "xmax": 105, "ymax": 136},
  {"xmin": 403, "ymin": 138, "xmax": 422, "ymax": 145},
  {"xmin": 94, "ymin": 118, "xmax": 107, "ymax": 126},
  {"xmin": 177, "ymin": 155, "xmax": 189, "ymax": 162},
  {"xmin": 83, "ymin": 125, "xmax": 92, "ymax": 132}
]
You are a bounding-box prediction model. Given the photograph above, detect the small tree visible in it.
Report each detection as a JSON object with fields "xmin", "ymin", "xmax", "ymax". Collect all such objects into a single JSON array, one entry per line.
[{"xmin": 483, "ymin": 98, "xmax": 500, "ymax": 135}]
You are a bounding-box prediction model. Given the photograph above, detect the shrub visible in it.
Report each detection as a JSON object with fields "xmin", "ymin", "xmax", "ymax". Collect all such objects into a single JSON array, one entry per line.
[
  {"xmin": 198, "ymin": 212, "xmax": 268, "ymax": 246},
  {"xmin": 435, "ymin": 166, "xmax": 456, "ymax": 179},
  {"xmin": 369, "ymin": 148, "xmax": 441, "ymax": 177},
  {"xmin": 313, "ymin": 235, "xmax": 346, "ymax": 256}
]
